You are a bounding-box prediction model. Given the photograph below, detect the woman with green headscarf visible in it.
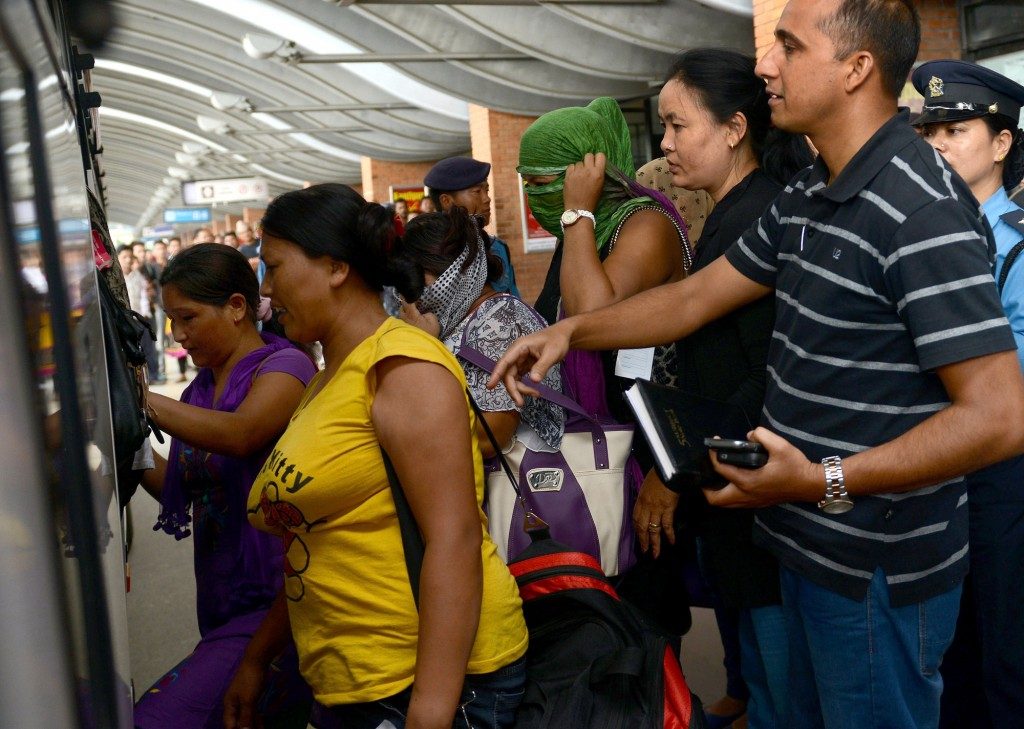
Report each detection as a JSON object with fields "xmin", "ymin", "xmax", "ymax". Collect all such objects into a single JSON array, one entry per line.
[
  {"xmin": 523, "ymin": 97, "xmax": 692, "ymax": 332},
  {"xmin": 520, "ymin": 98, "xmax": 695, "ymax": 639}
]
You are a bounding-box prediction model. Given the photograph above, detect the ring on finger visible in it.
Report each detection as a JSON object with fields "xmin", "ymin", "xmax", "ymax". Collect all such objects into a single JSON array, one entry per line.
[{"xmin": 647, "ymin": 522, "xmax": 661, "ymax": 531}]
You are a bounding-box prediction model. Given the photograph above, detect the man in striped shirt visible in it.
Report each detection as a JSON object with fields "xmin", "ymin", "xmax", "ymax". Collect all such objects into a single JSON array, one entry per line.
[{"xmin": 489, "ymin": 0, "xmax": 1024, "ymax": 726}]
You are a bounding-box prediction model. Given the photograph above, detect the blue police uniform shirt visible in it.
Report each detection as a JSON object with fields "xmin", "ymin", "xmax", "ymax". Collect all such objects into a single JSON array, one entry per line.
[
  {"xmin": 986, "ymin": 186, "xmax": 1024, "ymax": 373},
  {"xmin": 490, "ymin": 235, "xmax": 521, "ymax": 297}
]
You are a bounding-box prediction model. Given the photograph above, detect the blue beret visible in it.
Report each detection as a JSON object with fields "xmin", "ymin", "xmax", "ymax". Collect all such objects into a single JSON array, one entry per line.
[
  {"xmin": 912, "ymin": 59, "xmax": 1024, "ymax": 126},
  {"xmin": 424, "ymin": 157, "xmax": 491, "ymax": 192}
]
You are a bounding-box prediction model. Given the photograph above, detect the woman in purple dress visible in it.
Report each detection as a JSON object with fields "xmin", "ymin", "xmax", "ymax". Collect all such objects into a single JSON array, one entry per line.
[{"xmin": 135, "ymin": 244, "xmax": 317, "ymax": 729}]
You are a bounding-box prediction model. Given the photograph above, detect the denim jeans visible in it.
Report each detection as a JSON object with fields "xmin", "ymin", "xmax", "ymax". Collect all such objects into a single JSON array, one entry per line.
[
  {"xmin": 310, "ymin": 656, "xmax": 526, "ymax": 729},
  {"xmin": 712, "ymin": 604, "xmax": 749, "ymax": 703},
  {"xmin": 780, "ymin": 566, "xmax": 960, "ymax": 729},
  {"xmin": 738, "ymin": 604, "xmax": 789, "ymax": 728}
]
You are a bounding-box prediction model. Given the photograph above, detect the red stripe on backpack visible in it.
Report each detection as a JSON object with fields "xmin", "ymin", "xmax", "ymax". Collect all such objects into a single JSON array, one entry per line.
[
  {"xmin": 519, "ymin": 574, "xmax": 620, "ymax": 602},
  {"xmin": 509, "ymin": 551, "xmax": 604, "ymax": 578}
]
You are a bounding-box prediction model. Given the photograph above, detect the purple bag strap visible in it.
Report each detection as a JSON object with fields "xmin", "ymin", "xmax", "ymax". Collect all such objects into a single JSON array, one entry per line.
[
  {"xmin": 456, "ymin": 345, "xmax": 596, "ymax": 423},
  {"xmin": 456, "ymin": 294, "xmax": 597, "ymax": 423}
]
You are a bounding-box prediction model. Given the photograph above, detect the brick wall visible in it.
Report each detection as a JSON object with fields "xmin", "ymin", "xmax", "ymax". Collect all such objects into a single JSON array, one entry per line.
[
  {"xmin": 917, "ymin": 0, "xmax": 961, "ymax": 61},
  {"xmin": 469, "ymin": 104, "xmax": 550, "ymax": 304},
  {"xmin": 753, "ymin": 0, "xmax": 960, "ymax": 60},
  {"xmin": 753, "ymin": 0, "xmax": 788, "ymax": 58},
  {"xmin": 752, "ymin": 0, "xmax": 962, "ymax": 107},
  {"xmin": 360, "ymin": 157, "xmax": 438, "ymax": 204}
]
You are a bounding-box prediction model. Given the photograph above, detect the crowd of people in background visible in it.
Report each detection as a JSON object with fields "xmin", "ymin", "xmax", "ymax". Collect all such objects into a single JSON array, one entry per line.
[{"xmin": 125, "ymin": 1, "xmax": 1024, "ymax": 727}]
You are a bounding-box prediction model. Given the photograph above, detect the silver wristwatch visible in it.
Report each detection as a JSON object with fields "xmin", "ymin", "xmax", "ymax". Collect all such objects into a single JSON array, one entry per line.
[
  {"xmin": 560, "ymin": 208, "xmax": 596, "ymax": 232},
  {"xmin": 818, "ymin": 455, "xmax": 853, "ymax": 514}
]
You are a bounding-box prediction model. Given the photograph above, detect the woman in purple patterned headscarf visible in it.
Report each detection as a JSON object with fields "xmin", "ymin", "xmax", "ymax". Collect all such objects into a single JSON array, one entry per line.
[{"xmin": 134, "ymin": 243, "xmax": 317, "ymax": 729}]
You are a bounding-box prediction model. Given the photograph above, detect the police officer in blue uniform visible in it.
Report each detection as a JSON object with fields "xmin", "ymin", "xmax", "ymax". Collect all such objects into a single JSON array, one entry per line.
[
  {"xmin": 424, "ymin": 157, "xmax": 521, "ymax": 296},
  {"xmin": 912, "ymin": 59, "xmax": 1024, "ymax": 728}
]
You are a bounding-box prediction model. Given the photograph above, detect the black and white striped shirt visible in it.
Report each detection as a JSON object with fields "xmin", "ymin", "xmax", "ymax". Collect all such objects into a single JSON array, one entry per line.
[{"xmin": 725, "ymin": 111, "xmax": 1015, "ymax": 606}]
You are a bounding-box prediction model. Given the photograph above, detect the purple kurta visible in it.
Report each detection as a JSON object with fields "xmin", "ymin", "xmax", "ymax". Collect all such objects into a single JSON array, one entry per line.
[
  {"xmin": 156, "ymin": 332, "xmax": 316, "ymax": 633},
  {"xmin": 136, "ymin": 334, "xmax": 316, "ymax": 728}
]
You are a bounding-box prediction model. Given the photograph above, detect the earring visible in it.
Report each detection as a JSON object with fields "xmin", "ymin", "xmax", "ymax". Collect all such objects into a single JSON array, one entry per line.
[{"xmin": 996, "ymin": 154, "xmax": 1006, "ymax": 162}]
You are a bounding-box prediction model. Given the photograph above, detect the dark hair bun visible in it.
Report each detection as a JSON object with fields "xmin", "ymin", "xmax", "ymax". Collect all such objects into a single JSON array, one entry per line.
[
  {"xmin": 261, "ymin": 183, "xmax": 423, "ymax": 297},
  {"xmin": 356, "ymin": 202, "xmax": 422, "ymax": 301}
]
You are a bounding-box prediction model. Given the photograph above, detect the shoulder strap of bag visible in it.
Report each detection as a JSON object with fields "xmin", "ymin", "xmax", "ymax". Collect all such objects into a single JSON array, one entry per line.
[
  {"xmin": 466, "ymin": 392, "xmax": 548, "ymax": 536},
  {"xmin": 381, "ymin": 387, "xmax": 549, "ymax": 609},
  {"xmin": 999, "ymin": 239, "xmax": 1024, "ymax": 295},
  {"xmin": 381, "ymin": 448, "xmax": 424, "ymax": 609}
]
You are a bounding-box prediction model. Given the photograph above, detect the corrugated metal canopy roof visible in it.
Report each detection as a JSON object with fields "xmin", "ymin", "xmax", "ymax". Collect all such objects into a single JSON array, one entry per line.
[{"xmin": 92, "ymin": 0, "xmax": 753, "ymax": 231}]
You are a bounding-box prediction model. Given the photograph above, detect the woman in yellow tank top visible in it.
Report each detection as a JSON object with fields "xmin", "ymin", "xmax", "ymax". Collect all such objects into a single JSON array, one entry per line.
[{"xmin": 222, "ymin": 184, "xmax": 528, "ymax": 729}]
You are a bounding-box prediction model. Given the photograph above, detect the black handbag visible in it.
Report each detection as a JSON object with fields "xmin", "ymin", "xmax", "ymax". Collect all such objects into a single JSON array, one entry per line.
[{"xmin": 96, "ymin": 270, "xmax": 157, "ymax": 506}]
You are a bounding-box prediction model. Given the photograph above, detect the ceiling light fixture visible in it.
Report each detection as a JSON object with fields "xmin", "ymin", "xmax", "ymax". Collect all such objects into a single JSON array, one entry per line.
[
  {"xmin": 196, "ymin": 114, "xmax": 366, "ymax": 135},
  {"xmin": 241, "ymin": 32, "xmax": 526, "ymax": 64}
]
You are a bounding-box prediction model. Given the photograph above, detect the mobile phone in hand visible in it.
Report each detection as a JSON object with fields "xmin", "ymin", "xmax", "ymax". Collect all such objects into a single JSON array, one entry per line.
[{"xmin": 703, "ymin": 437, "xmax": 768, "ymax": 469}]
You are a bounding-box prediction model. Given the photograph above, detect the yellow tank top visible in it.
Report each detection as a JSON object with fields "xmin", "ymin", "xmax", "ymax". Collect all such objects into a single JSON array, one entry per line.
[{"xmin": 247, "ymin": 318, "xmax": 527, "ymax": 704}]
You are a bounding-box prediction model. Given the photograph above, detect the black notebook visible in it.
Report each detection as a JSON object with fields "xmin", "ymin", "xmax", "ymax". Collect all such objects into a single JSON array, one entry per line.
[{"xmin": 623, "ymin": 379, "xmax": 754, "ymax": 491}]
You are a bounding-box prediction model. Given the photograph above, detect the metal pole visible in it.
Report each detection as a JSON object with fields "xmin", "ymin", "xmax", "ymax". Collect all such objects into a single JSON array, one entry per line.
[
  {"xmin": 292, "ymin": 51, "xmax": 529, "ymax": 63},
  {"xmin": 253, "ymin": 102, "xmax": 415, "ymax": 112},
  {"xmin": 228, "ymin": 126, "xmax": 368, "ymax": 135}
]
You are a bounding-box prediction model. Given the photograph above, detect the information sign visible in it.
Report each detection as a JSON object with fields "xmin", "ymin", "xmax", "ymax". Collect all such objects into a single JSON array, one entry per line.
[
  {"xmin": 182, "ymin": 177, "xmax": 269, "ymax": 205},
  {"xmin": 163, "ymin": 207, "xmax": 212, "ymax": 224}
]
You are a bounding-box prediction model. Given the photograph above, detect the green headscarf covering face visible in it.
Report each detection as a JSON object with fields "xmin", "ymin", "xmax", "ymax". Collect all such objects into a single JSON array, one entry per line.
[{"xmin": 518, "ymin": 97, "xmax": 655, "ymax": 251}]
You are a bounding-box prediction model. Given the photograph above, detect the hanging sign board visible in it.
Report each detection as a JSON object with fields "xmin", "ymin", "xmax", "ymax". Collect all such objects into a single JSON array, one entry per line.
[
  {"xmin": 390, "ymin": 185, "xmax": 427, "ymax": 214},
  {"xmin": 141, "ymin": 224, "xmax": 175, "ymax": 241},
  {"xmin": 182, "ymin": 177, "xmax": 269, "ymax": 205},
  {"xmin": 163, "ymin": 207, "xmax": 212, "ymax": 224}
]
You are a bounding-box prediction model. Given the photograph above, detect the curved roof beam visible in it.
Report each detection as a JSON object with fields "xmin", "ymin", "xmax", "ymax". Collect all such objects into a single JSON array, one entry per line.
[
  {"xmin": 433, "ymin": 5, "xmax": 675, "ymax": 80},
  {"xmin": 95, "ymin": 48, "xmax": 468, "ymax": 154},
  {"xmin": 182, "ymin": 0, "xmax": 470, "ymax": 120},
  {"xmin": 349, "ymin": 5, "xmax": 657, "ymax": 102},
  {"xmin": 542, "ymin": 0, "xmax": 754, "ymax": 55},
  {"xmin": 99, "ymin": 107, "xmax": 230, "ymax": 151},
  {"xmin": 94, "ymin": 59, "xmax": 214, "ymax": 98},
  {"xmin": 93, "ymin": 58, "xmax": 377, "ymax": 164},
  {"xmin": 98, "ymin": 108, "xmax": 305, "ymax": 226}
]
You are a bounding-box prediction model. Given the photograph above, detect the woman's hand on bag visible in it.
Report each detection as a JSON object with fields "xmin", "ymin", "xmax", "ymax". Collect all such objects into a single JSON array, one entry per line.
[
  {"xmin": 633, "ymin": 470, "xmax": 679, "ymax": 559},
  {"xmin": 563, "ymin": 152, "xmax": 606, "ymax": 213},
  {"xmin": 222, "ymin": 656, "xmax": 265, "ymax": 729},
  {"xmin": 401, "ymin": 301, "xmax": 441, "ymax": 338}
]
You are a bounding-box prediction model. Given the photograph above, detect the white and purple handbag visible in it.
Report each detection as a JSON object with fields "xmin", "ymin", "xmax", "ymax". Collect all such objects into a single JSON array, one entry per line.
[{"xmin": 458, "ymin": 343, "xmax": 641, "ymax": 576}]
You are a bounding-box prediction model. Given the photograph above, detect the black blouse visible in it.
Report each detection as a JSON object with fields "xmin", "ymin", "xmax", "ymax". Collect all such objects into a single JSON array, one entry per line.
[{"xmin": 676, "ymin": 168, "xmax": 782, "ymax": 610}]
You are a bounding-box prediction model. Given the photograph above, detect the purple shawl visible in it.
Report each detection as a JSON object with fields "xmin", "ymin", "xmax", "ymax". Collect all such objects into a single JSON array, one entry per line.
[{"xmin": 155, "ymin": 333, "xmax": 309, "ymax": 633}]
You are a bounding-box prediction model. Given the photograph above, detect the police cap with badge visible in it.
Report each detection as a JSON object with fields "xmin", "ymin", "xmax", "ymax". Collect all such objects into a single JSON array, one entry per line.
[
  {"xmin": 424, "ymin": 156, "xmax": 491, "ymax": 193},
  {"xmin": 911, "ymin": 59, "xmax": 1024, "ymax": 127},
  {"xmin": 911, "ymin": 59, "xmax": 1024, "ymax": 248}
]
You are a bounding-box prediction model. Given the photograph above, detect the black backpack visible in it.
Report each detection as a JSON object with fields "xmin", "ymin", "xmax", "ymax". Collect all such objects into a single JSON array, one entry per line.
[
  {"xmin": 508, "ymin": 536, "xmax": 704, "ymax": 729},
  {"xmin": 384, "ymin": 396, "xmax": 705, "ymax": 728}
]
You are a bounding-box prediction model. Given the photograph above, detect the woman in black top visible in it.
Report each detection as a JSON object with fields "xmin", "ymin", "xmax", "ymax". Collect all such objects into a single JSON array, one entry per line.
[{"xmin": 633, "ymin": 48, "xmax": 811, "ymax": 729}]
